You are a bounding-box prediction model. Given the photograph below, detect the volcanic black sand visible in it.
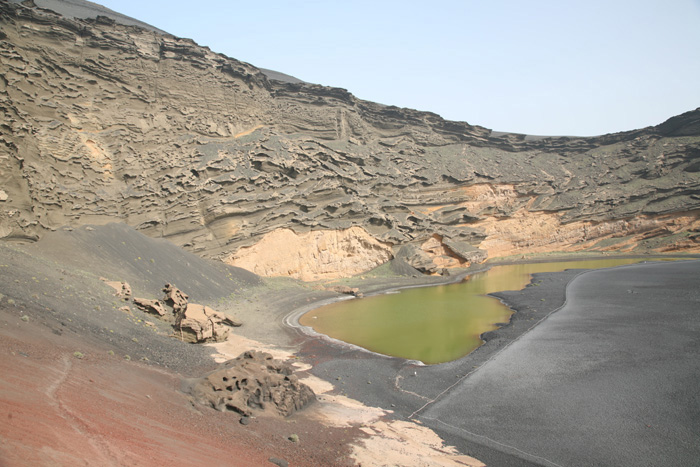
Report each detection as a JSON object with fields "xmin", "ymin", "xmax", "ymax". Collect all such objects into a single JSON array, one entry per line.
[
  {"xmin": 1, "ymin": 223, "xmax": 699, "ymax": 466},
  {"xmin": 297, "ymin": 260, "xmax": 700, "ymax": 466},
  {"xmin": 420, "ymin": 260, "xmax": 700, "ymax": 467}
]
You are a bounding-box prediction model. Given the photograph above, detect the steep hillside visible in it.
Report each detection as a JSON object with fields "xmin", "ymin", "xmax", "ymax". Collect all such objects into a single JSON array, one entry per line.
[{"xmin": 1, "ymin": 1, "xmax": 699, "ymax": 279}]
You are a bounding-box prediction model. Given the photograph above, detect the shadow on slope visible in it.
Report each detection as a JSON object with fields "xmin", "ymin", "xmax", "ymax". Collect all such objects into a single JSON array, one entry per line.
[
  {"xmin": 29, "ymin": 223, "xmax": 261, "ymax": 303},
  {"xmin": 0, "ymin": 223, "xmax": 261, "ymax": 373}
]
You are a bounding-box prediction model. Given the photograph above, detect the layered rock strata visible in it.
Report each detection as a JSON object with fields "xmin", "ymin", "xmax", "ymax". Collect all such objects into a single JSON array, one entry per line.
[{"xmin": 1, "ymin": 1, "xmax": 699, "ymax": 279}]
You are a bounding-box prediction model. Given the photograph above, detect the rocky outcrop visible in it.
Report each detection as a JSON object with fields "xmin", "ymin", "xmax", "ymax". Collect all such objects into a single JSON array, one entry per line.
[
  {"xmin": 162, "ymin": 283, "xmax": 188, "ymax": 314},
  {"xmin": 329, "ymin": 285, "xmax": 363, "ymax": 297},
  {"xmin": 133, "ymin": 297, "xmax": 168, "ymax": 317},
  {"xmin": 175, "ymin": 303, "xmax": 234, "ymax": 343},
  {"xmin": 132, "ymin": 283, "xmax": 240, "ymax": 342},
  {"xmin": 0, "ymin": 1, "xmax": 699, "ymax": 279},
  {"xmin": 396, "ymin": 235, "xmax": 488, "ymax": 274},
  {"xmin": 188, "ymin": 350, "xmax": 316, "ymax": 417}
]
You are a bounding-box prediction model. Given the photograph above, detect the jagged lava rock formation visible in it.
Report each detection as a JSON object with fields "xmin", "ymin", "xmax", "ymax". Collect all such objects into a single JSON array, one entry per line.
[
  {"xmin": 1, "ymin": 1, "xmax": 699, "ymax": 279},
  {"xmin": 188, "ymin": 350, "xmax": 316, "ymax": 418}
]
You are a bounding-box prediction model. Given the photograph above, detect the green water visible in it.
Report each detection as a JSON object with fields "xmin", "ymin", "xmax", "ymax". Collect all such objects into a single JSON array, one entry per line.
[{"xmin": 300, "ymin": 258, "xmax": 665, "ymax": 364}]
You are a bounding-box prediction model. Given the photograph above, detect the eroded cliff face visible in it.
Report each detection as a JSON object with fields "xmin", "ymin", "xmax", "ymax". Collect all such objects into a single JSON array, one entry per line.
[
  {"xmin": 1, "ymin": 2, "xmax": 699, "ymax": 280},
  {"xmin": 227, "ymin": 227, "xmax": 393, "ymax": 281}
]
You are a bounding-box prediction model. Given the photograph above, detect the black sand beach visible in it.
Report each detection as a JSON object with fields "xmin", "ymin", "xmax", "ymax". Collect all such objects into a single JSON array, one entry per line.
[{"xmin": 297, "ymin": 260, "xmax": 700, "ymax": 466}]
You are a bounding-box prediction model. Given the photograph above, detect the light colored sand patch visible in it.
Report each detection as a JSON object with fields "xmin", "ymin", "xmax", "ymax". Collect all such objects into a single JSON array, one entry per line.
[
  {"xmin": 207, "ymin": 334, "xmax": 292, "ymax": 363},
  {"xmin": 351, "ymin": 420, "xmax": 486, "ymax": 467},
  {"xmin": 309, "ymin": 393, "xmax": 388, "ymax": 428},
  {"xmin": 301, "ymin": 367, "xmax": 485, "ymax": 466},
  {"xmin": 297, "ymin": 371, "xmax": 336, "ymax": 395},
  {"xmin": 234, "ymin": 124, "xmax": 264, "ymax": 138}
]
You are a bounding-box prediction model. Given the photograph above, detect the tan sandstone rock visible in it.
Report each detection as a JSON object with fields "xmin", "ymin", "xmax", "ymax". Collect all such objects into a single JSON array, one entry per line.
[
  {"xmin": 227, "ymin": 227, "xmax": 393, "ymax": 281},
  {"xmin": 162, "ymin": 283, "xmax": 188, "ymax": 314},
  {"xmin": 133, "ymin": 297, "xmax": 168, "ymax": 317},
  {"xmin": 175, "ymin": 303, "xmax": 231, "ymax": 343}
]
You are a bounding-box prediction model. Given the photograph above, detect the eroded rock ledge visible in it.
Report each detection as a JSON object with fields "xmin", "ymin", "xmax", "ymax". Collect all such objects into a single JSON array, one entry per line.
[{"xmin": 1, "ymin": 1, "xmax": 699, "ymax": 279}]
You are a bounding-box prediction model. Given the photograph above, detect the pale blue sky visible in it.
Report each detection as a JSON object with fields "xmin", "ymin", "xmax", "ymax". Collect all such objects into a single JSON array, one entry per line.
[{"xmin": 97, "ymin": 0, "xmax": 700, "ymax": 136}]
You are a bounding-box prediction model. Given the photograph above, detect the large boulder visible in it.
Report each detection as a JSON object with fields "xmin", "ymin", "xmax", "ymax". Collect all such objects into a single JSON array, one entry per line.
[
  {"xmin": 175, "ymin": 303, "xmax": 232, "ymax": 343},
  {"xmin": 133, "ymin": 284, "xmax": 241, "ymax": 342},
  {"xmin": 188, "ymin": 351, "xmax": 316, "ymax": 417}
]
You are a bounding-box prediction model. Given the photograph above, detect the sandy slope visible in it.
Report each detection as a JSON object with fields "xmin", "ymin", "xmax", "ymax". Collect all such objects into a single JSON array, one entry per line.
[{"xmin": 0, "ymin": 223, "xmax": 485, "ymax": 466}]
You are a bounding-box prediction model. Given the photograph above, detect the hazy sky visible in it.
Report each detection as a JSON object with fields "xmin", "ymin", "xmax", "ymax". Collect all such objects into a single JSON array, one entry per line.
[{"xmin": 97, "ymin": 0, "xmax": 700, "ymax": 136}]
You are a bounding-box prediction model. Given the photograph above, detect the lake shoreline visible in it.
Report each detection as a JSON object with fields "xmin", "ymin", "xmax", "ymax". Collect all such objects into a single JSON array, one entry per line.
[
  {"xmin": 289, "ymin": 257, "xmax": 698, "ymax": 465},
  {"xmin": 284, "ymin": 254, "xmax": 696, "ymax": 365}
]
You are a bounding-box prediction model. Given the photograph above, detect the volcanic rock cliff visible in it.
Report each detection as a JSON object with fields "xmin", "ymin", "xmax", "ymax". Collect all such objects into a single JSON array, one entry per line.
[{"xmin": 1, "ymin": 1, "xmax": 699, "ymax": 279}]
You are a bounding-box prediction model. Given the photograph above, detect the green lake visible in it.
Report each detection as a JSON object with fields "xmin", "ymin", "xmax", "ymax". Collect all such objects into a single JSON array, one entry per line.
[{"xmin": 300, "ymin": 258, "xmax": 668, "ymax": 364}]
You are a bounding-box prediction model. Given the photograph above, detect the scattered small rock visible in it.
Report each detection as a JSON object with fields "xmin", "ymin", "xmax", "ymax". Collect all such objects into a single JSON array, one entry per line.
[
  {"xmin": 268, "ymin": 457, "xmax": 288, "ymax": 467},
  {"xmin": 101, "ymin": 279, "xmax": 132, "ymax": 299},
  {"xmin": 288, "ymin": 434, "xmax": 299, "ymax": 443},
  {"xmin": 239, "ymin": 416, "xmax": 250, "ymax": 426}
]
